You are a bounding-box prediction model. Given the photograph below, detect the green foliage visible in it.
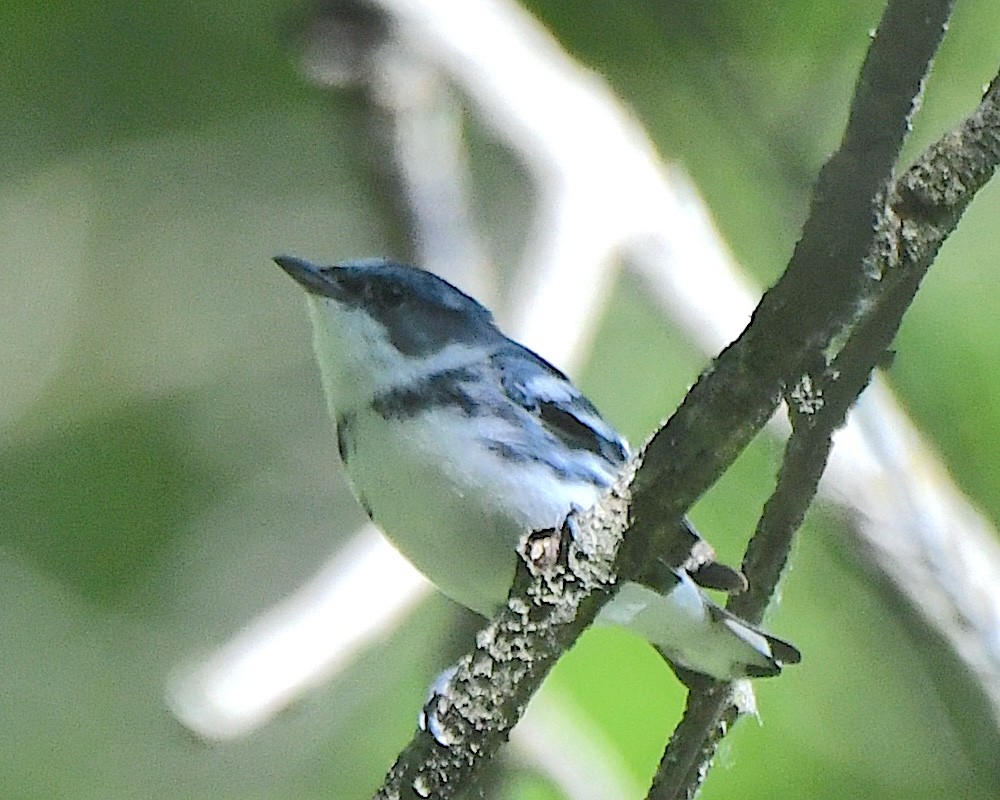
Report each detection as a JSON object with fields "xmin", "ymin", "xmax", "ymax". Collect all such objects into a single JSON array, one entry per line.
[{"xmin": 2, "ymin": 0, "xmax": 998, "ymax": 797}]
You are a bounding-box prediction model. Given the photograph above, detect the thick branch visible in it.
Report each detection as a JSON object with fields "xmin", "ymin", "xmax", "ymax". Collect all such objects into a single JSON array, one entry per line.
[{"xmin": 374, "ymin": 464, "xmax": 635, "ymax": 799}]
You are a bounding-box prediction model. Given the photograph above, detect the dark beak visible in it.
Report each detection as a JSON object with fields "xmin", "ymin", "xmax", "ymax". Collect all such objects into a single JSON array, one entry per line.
[{"xmin": 274, "ymin": 255, "xmax": 340, "ymax": 298}]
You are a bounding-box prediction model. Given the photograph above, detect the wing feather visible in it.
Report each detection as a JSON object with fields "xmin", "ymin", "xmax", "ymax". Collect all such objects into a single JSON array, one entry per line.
[{"xmin": 493, "ymin": 346, "xmax": 628, "ymax": 467}]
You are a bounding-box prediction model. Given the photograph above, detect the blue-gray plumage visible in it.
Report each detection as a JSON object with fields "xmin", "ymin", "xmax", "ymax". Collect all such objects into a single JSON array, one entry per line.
[
  {"xmin": 283, "ymin": 257, "xmax": 500, "ymax": 357},
  {"xmin": 275, "ymin": 255, "xmax": 800, "ymax": 682}
]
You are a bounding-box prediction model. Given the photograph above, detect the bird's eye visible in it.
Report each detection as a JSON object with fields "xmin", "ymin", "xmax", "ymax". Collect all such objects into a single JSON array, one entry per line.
[{"xmin": 373, "ymin": 282, "xmax": 406, "ymax": 309}]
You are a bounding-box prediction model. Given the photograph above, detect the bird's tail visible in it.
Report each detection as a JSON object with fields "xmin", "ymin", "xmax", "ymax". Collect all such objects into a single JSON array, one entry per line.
[
  {"xmin": 597, "ymin": 574, "xmax": 800, "ymax": 683},
  {"xmin": 706, "ymin": 602, "xmax": 801, "ymax": 676}
]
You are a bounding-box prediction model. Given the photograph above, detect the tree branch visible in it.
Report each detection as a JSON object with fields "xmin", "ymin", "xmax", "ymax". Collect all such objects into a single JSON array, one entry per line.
[
  {"xmin": 374, "ymin": 464, "xmax": 636, "ymax": 799},
  {"xmin": 627, "ymin": 0, "xmax": 954, "ymax": 554},
  {"xmin": 266, "ymin": 0, "xmax": 1000, "ymax": 795},
  {"xmin": 368, "ymin": 0, "xmax": 1000, "ymax": 797},
  {"xmin": 651, "ymin": 49, "xmax": 1000, "ymax": 800},
  {"xmin": 370, "ymin": 1, "xmax": 1000, "ymax": 796},
  {"xmin": 167, "ymin": 5, "xmax": 1000, "ymax": 792}
]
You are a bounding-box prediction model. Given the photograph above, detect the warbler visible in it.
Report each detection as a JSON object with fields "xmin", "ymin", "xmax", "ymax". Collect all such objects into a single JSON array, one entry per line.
[{"xmin": 275, "ymin": 255, "xmax": 799, "ymax": 683}]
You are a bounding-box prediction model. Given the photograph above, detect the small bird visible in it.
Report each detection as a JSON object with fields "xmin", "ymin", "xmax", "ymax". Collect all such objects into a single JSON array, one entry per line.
[{"xmin": 275, "ymin": 255, "xmax": 800, "ymax": 683}]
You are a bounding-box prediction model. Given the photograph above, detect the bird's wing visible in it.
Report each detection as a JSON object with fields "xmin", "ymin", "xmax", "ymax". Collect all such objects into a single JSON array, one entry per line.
[
  {"xmin": 494, "ymin": 346, "xmax": 629, "ymax": 467},
  {"xmin": 496, "ymin": 346, "xmax": 747, "ymax": 593}
]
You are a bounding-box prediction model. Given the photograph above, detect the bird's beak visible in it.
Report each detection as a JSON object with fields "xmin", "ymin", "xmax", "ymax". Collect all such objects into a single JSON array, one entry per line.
[{"xmin": 274, "ymin": 255, "xmax": 340, "ymax": 298}]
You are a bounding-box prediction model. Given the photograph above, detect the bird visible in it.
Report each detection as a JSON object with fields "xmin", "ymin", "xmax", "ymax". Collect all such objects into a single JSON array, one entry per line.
[{"xmin": 274, "ymin": 255, "xmax": 800, "ymax": 684}]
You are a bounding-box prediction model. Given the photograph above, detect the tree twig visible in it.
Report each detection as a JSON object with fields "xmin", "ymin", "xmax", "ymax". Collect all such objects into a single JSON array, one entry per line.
[{"xmin": 651, "ymin": 40, "xmax": 1000, "ymax": 800}]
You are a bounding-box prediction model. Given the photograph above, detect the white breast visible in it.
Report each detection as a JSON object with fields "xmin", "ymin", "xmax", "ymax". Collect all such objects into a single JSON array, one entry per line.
[{"xmin": 343, "ymin": 407, "xmax": 605, "ymax": 616}]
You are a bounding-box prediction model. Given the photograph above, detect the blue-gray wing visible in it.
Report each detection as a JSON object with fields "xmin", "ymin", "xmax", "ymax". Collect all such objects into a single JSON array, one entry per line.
[
  {"xmin": 493, "ymin": 346, "xmax": 629, "ymax": 470},
  {"xmin": 494, "ymin": 345, "xmax": 748, "ymax": 593}
]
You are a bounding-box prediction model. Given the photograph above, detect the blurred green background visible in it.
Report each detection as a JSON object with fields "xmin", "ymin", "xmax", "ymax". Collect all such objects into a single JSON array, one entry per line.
[{"xmin": 2, "ymin": 1, "xmax": 999, "ymax": 798}]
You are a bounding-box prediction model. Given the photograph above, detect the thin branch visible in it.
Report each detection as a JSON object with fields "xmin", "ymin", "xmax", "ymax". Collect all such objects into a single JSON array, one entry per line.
[{"xmin": 651, "ymin": 60, "xmax": 1000, "ymax": 800}]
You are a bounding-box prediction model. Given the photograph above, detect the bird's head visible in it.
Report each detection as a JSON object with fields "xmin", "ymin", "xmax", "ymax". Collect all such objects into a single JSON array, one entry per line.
[{"xmin": 275, "ymin": 256, "xmax": 501, "ymax": 406}]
